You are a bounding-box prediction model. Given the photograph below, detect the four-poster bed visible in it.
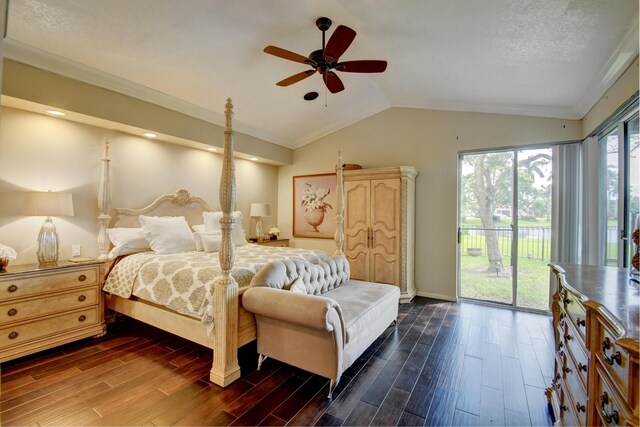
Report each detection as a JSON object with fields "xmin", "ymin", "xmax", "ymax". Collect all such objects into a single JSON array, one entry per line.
[{"xmin": 97, "ymin": 99, "xmax": 346, "ymax": 387}]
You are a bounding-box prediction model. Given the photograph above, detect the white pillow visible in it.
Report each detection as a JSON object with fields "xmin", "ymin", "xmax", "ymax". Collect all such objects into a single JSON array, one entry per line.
[
  {"xmin": 192, "ymin": 224, "xmax": 205, "ymax": 233},
  {"xmin": 202, "ymin": 211, "xmax": 248, "ymax": 246},
  {"xmin": 107, "ymin": 228, "xmax": 150, "ymax": 258},
  {"xmin": 200, "ymin": 233, "xmax": 222, "ymax": 253},
  {"xmin": 139, "ymin": 215, "xmax": 196, "ymax": 254}
]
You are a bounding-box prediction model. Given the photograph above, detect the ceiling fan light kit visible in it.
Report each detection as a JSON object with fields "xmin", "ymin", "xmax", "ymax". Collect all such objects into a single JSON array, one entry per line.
[{"xmin": 264, "ymin": 17, "xmax": 387, "ymax": 94}]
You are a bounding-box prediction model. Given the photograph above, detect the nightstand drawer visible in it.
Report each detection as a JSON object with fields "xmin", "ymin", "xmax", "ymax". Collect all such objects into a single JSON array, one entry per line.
[
  {"xmin": 0, "ymin": 287, "xmax": 98, "ymax": 324},
  {"xmin": 0, "ymin": 267, "xmax": 98, "ymax": 300},
  {"xmin": 0, "ymin": 307, "xmax": 99, "ymax": 348}
]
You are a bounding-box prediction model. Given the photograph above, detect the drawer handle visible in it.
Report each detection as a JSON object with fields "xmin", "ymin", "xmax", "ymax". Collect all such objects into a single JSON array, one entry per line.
[
  {"xmin": 78, "ymin": 315, "xmax": 86, "ymax": 322},
  {"xmin": 564, "ymin": 334, "xmax": 572, "ymax": 341},
  {"xmin": 8, "ymin": 284, "xmax": 18, "ymax": 293},
  {"xmin": 78, "ymin": 274, "xmax": 87, "ymax": 282},
  {"xmin": 600, "ymin": 392, "xmax": 619, "ymax": 424},
  {"xmin": 8, "ymin": 331, "xmax": 18, "ymax": 339},
  {"xmin": 562, "ymin": 366, "xmax": 572, "ymax": 374},
  {"xmin": 575, "ymin": 403, "xmax": 586, "ymax": 413},
  {"xmin": 559, "ymin": 313, "xmax": 565, "ymax": 320},
  {"xmin": 602, "ymin": 337, "xmax": 622, "ymax": 366},
  {"xmin": 563, "ymin": 297, "xmax": 571, "ymax": 305},
  {"xmin": 558, "ymin": 341, "xmax": 564, "ymax": 348},
  {"xmin": 560, "ymin": 320, "xmax": 566, "ymax": 328},
  {"xmin": 558, "ymin": 350, "xmax": 564, "ymax": 357},
  {"xmin": 560, "ymin": 405, "xmax": 567, "ymax": 412},
  {"xmin": 578, "ymin": 362, "xmax": 587, "ymax": 372},
  {"xmin": 576, "ymin": 317, "xmax": 586, "ymax": 327},
  {"xmin": 78, "ymin": 295, "xmax": 86, "ymax": 302},
  {"xmin": 7, "ymin": 308, "xmax": 17, "ymax": 316}
]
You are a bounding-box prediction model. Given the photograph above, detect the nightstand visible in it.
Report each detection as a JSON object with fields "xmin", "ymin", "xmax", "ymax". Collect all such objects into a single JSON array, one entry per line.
[
  {"xmin": 257, "ymin": 238, "xmax": 289, "ymax": 247},
  {"xmin": 0, "ymin": 260, "xmax": 107, "ymax": 362}
]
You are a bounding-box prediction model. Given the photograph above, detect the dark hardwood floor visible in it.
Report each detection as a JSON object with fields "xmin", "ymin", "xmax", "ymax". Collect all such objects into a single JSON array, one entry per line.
[{"xmin": 0, "ymin": 298, "xmax": 556, "ymax": 426}]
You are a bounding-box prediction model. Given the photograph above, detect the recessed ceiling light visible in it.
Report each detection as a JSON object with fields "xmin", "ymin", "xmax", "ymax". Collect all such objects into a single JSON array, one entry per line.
[
  {"xmin": 143, "ymin": 132, "xmax": 157, "ymax": 138},
  {"xmin": 46, "ymin": 110, "xmax": 65, "ymax": 116},
  {"xmin": 249, "ymin": 157, "xmax": 259, "ymax": 161},
  {"xmin": 207, "ymin": 148, "xmax": 218, "ymax": 152}
]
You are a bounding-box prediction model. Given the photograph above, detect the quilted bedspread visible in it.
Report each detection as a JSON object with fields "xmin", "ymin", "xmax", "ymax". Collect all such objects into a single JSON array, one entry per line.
[{"xmin": 103, "ymin": 244, "xmax": 328, "ymax": 326}]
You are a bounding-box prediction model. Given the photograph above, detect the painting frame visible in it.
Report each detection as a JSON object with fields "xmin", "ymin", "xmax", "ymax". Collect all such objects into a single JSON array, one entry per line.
[{"xmin": 293, "ymin": 173, "xmax": 337, "ymax": 239}]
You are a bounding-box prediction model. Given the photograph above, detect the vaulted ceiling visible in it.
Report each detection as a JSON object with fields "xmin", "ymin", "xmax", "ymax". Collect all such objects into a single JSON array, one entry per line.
[{"xmin": 5, "ymin": 0, "xmax": 638, "ymax": 148}]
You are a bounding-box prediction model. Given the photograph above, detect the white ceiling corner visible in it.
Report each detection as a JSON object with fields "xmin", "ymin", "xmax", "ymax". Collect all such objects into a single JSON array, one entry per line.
[{"xmin": 4, "ymin": 0, "xmax": 639, "ymax": 149}]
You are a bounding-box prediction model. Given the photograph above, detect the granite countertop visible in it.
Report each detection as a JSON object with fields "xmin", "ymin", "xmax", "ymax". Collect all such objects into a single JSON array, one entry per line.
[{"xmin": 552, "ymin": 263, "xmax": 639, "ymax": 342}]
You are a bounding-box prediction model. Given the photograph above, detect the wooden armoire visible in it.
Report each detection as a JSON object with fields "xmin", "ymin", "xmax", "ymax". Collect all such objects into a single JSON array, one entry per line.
[{"xmin": 344, "ymin": 166, "xmax": 418, "ymax": 303}]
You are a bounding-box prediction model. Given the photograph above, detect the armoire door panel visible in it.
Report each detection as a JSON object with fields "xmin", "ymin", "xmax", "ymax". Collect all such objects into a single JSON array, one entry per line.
[
  {"xmin": 347, "ymin": 250, "xmax": 369, "ymax": 281},
  {"xmin": 370, "ymin": 179, "xmax": 400, "ymax": 285},
  {"xmin": 345, "ymin": 181, "xmax": 371, "ymax": 281},
  {"xmin": 372, "ymin": 252, "xmax": 398, "ymax": 285},
  {"xmin": 370, "ymin": 180, "xmax": 399, "ymax": 232}
]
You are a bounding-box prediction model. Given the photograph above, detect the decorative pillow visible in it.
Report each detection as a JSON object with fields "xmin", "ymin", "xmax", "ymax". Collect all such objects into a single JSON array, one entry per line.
[
  {"xmin": 107, "ymin": 227, "xmax": 150, "ymax": 258},
  {"xmin": 202, "ymin": 211, "xmax": 248, "ymax": 246},
  {"xmin": 138, "ymin": 215, "xmax": 196, "ymax": 254},
  {"xmin": 200, "ymin": 232, "xmax": 222, "ymax": 253}
]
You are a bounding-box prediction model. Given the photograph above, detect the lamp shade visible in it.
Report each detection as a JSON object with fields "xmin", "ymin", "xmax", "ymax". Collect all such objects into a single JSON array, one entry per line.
[
  {"xmin": 23, "ymin": 191, "xmax": 74, "ymax": 217},
  {"xmin": 250, "ymin": 203, "xmax": 271, "ymax": 218}
]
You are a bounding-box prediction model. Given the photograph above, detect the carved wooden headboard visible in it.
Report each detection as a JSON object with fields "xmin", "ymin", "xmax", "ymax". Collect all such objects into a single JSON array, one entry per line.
[{"xmin": 112, "ymin": 189, "xmax": 216, "ymax": 228}]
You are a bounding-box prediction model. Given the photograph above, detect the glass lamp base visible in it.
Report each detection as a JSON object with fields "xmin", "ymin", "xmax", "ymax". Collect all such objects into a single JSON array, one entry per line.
[
  {"xmin": 37, "ymin": 218, "xmax": 59, "ymax": 264},
  {"xmin": 255, "ymin": 217, "xmax": 264, "ymax": 242}
]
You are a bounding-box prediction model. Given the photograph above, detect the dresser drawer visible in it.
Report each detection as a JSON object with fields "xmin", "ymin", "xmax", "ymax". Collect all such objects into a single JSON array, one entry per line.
[
  {"xmin": 563, "ymin": 320, "xmax": 589, "ymax": 389},
  {"xmin": 562, "ymin": 345, "xmax": 587, "ymax": 426},
  {"xmin": 595, "ymin": 362, "xmax": 630, "ymax": 427},
  {"xmin": 0, "ymin": 287, "xmax": 98, "ymax": 324},
  {"xmin": 595, "ymin": 315, "xmax": 631, "ymax": 401},
  {"xmin": 0, "ymin": 307, "xmax": 99, "ymax": 348},
  {"xmin": 559, "ymin": 386, "xmax": 580, "ymax": 427},
  {"xmin": 561, "ymin": 286, "xmax": 587, "ymax": 345},
  {"xmin": 0, "ymin": 267, "xmax": 98, "ymax": 300}
]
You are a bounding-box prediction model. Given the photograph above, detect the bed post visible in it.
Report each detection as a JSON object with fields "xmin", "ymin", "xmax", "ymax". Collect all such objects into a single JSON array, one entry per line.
[
  {"xmin": 334, "ymin": 147, "xmax": 345, "ymax": 256},
  {"xmin": 97, "ymin": 137, "xmax": 111, "ymax": 260},
  {"xmin": 210, "ymin": 98, "xmax": 241, "ymax": 387}
]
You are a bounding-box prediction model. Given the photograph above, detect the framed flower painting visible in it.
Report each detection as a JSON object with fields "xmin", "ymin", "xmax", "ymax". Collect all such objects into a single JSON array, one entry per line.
[{"xmin": 293, "ymin": 173, "xmax": 337, "ymax": 239}]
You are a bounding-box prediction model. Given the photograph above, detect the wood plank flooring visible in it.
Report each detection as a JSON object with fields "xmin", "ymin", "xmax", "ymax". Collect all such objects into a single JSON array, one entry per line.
[{"xmin": 0, "ymin": 298, "xmax": 556, "ymax": 426}]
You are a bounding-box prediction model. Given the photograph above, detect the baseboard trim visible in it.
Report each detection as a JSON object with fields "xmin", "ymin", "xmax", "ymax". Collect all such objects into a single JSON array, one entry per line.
[{"xmin": 416, "ymin": 291, "xmax": 457, "ymax": 302}]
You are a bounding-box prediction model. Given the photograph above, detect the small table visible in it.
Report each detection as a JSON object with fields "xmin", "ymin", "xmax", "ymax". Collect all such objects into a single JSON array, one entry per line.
[
  {"xmin": 256, "ymin": 238, "xmax": 289, "ymax": 248},
  {"xmin": 0, "ymin": 260, "xmax": 108, "ymax": 362}
]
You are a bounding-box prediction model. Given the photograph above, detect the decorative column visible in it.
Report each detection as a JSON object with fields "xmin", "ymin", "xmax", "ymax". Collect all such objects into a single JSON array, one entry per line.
[
  {"xmin": 97, "ymin": 137, "xmax": 111, "ymax": 260},
  {"xmin": 334, "ymin": 148, "xmax": 345, "ymax": 256},
  {"xmin": 210, "ymin": 98, "xmax": 241, "ymax": 386}
]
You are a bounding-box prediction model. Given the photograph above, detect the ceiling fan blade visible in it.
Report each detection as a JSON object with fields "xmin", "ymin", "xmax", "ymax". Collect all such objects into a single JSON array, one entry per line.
[
  {"xmin": 323, "ymin": 25, "xmax": 356, "ymax": 62},
  {"xmin": 335, "ymin": 60, "xmax": 387, "ymax": 73},
  {"xmin": 264, "ymin": 45, "xmax": 310, "ymax": 64},
  {"xmin": 323, "ymin": 71, "xmax": 345, "ymax": 94},
  {"xmin": 276, "ymin": 70, "xmax": 317, "ymax": 87}
]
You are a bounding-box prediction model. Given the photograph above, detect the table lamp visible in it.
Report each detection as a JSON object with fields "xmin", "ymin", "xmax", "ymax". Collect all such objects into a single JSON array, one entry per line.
[
  {"xmin": 23, "ymin": 191, "xmax": 74, "ymax": 263},
  {"xmin": 250, "ymin": 203, "xmax": 271, "ymax": 242}
]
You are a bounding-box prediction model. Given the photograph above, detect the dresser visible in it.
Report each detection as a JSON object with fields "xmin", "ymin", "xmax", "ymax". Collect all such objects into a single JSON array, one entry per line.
[
  {"xmin": 344, "ymin": 166, "xmax": 418, "ymax": 303},
  {"xmin": 547, "ymin": 263, "xmax": 639, "ymax": 427},
  {"xmin": 0, "ymin": 261, "xmax": 107, "ymax": 362}
]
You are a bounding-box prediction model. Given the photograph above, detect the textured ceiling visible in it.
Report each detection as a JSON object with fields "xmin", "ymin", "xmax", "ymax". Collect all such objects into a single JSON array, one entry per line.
[{"xmin": 5, "ymin": 0, "xmax": 639, "ymax": 148}]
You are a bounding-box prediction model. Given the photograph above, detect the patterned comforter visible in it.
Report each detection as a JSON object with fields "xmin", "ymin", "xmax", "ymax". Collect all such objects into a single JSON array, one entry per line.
[{"xmin": 103, "ymin": 244, "xmax": 328, "ymax": 326}]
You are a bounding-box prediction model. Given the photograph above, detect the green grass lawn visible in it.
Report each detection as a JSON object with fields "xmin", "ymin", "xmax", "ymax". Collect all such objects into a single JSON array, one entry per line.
[{"xmin": 460, "ymin": 254, "xmax": 550, "ymax": 311}]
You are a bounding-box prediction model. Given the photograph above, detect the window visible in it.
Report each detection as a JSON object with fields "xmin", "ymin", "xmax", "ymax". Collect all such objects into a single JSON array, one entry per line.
[{"xmin": 598, "ymin": 110, "xmax": 639, "ymax": 267}]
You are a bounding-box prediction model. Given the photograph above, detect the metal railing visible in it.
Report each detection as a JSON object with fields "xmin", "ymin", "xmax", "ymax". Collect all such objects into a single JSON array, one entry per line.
[{"xmin": 459, "ymin": 226, "xmax": 551, "ymax": 261}]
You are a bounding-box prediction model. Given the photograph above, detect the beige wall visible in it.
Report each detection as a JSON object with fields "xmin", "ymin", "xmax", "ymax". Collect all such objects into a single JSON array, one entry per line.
[
  {"xmin": 582, "ymin": 57, "xmax": 639, "ymax": 138},
  {"xmin": 0, "ymin": 107, "xmax": 279, "ymax": 264},
  {"xmin": 279, "ymin": 108, "xmax": 581, "ymax": 300}
]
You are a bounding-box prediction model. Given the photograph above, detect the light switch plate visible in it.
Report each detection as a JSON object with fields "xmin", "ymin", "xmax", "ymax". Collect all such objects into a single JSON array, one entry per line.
[{"xmin": 72, "ymin": 244, "xmax": 81, "ymax": 257}]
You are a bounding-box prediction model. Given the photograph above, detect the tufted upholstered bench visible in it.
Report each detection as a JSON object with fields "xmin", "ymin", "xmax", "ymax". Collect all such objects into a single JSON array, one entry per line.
[{"xmin": 242, "ymin": 255, "xmax": 399, "ymax": 398}]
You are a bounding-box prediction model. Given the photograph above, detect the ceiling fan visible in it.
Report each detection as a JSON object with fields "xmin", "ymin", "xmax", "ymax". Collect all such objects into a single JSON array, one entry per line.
[{"xmin": 263, "ymin": 17, "xmax": 387, "ymax": 94}]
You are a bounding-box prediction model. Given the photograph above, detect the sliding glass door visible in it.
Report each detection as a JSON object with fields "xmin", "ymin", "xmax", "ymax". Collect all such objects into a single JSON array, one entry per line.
[
  {"xmin": 458, "ymin": 147, "xmax": 552, "ymax": 311},
  {"xmin": 599, "ymin": 112, "xmax": 639, "ymax": 267}
]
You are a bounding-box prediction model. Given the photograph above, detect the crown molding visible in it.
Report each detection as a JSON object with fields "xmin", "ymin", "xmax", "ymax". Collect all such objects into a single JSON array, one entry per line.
[
  {"xmin": 575, "ymin": 12, "xmax": 639, "ymax": 119},
  {"xmin": 2, "ymin": 38, "xmax": 294, "ymax": 148}
]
